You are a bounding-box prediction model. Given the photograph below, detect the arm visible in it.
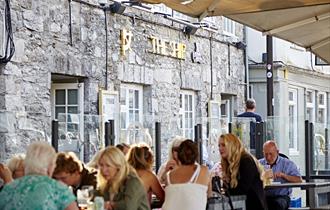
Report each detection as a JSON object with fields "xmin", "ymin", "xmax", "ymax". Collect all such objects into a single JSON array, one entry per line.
[
  {"xmin": 274, "ymin": 159, "xmax": 302, "ymax": 183},
  {"xmin": 150, "ymin": 172, "xmax": 165, "ymax": 204},
  {"xmin": 274, "ymin": 172, "xmax": 302, "ymax": 183}
]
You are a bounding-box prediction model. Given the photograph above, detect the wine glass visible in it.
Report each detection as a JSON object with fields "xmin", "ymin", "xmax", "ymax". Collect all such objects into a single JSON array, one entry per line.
[{"xmin": 81, "ymin": 185, "xmax": 94, "ymax": 202}]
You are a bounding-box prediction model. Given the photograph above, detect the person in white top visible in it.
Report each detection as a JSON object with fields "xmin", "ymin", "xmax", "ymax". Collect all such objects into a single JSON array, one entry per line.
[{"xmin": 161, "ymin": 139, "xmax": 210, "ymax": 210}]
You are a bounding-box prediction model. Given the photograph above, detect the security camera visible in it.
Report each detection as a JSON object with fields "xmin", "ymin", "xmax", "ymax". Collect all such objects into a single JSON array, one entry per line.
[{"xmin": 98, "ymin": 0, "xmax": 107, "ymax": 6}]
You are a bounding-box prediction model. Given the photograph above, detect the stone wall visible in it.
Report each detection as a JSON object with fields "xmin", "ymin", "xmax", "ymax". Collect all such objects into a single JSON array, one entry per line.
[{"xmin": 0, "ymin": 0, "xmax": 246, "ymax": 162}]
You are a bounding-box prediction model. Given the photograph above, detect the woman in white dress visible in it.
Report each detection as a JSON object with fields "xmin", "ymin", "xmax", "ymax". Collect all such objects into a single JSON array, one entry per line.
[{"xmin": 162, "ymin": 139, "xmax": 210, "ymax": 210}]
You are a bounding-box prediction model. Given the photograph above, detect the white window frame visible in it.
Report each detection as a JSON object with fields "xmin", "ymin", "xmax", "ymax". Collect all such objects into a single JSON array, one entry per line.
[
  {"xmin": 221, "ymin": 99, "xmax": 231, "ymax": 123},
  {"xmin": 51, "ymin": 83, "xmax": 84, "ymax": 159},
  {"xmin": 119, "ymin": 84, "xmax": 143, "ymax": 135},
  {"xmin": 288, "ymin": 88, "xmax": 298, "ymax": 154},
  {"xmin": 222, "ymin": 17, "xmax": 235, "ymax": 36},
  {"xmin": 317, "ymin": 92, "xmax": 327, "ymax": 126},
  {"xmin": 306, "ymin": 90, "xmax": 315, "ymax": 123},
  {"xmin": 179, "ymin": 90, "xmax": 195, "ymax": 139}
]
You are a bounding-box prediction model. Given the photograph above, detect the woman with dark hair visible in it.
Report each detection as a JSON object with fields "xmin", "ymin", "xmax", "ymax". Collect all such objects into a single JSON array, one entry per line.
[
  {"xmin": 219, "ymin": 133, "xmax": 267, "ymax": 210},
  {"xmin": 162, "ymin": 139, "xmax": 209, "ymax": 210}
]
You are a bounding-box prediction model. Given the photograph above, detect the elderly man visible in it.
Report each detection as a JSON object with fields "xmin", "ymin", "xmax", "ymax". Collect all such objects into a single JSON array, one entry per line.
[{"xmin": 259, "ymin": 140, "xmax": 302, "ymax": 210}]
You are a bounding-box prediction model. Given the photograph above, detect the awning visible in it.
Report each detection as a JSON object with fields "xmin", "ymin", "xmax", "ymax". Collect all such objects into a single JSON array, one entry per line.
[{"xmin": 141, "ymin": 0, "xmax": 330, "ymax": 64}]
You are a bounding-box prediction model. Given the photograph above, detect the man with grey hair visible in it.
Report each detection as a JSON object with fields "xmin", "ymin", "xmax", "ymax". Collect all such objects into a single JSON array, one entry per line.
[{"xmin": 238, "ymin": 98, "xmax": 262, "ymax": 122}]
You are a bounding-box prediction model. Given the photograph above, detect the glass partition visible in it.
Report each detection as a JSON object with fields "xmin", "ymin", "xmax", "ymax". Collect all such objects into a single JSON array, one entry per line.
[{"xmin": 312, "ymin": 122, "xmax": 330, "ymax": 175}]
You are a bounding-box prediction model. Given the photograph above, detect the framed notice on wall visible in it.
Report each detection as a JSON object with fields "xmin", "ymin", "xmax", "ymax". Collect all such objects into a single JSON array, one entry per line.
[{"xmin": 99, "ymin": 90, "xmax": 119, "ymax": 146}]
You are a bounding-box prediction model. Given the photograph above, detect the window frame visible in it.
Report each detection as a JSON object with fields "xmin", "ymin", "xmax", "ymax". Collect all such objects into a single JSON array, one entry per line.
[
  {"xmin": 179, "ymin": 90, "xmax": 196, "ymax": 139},
  {"xmin": 119, "ymin": 83, "xmax": 144, "ymax": 134},
  {"xmin": 317, "ymin": 92, "xmax": 327, "ymax": 126},
  {"xmin": 222, "ymin": 17, "xmax": 236, "ymax": 36},
  {"xmin": 306, "ymin": 90, "xmax": 315, "ymax": 123},
  {"xmin": 288, "ymin": 88, "xmax": 299, "ymax": 154}
]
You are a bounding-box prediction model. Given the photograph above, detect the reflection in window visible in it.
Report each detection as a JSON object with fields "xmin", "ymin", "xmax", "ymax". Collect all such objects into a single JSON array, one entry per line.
[
  {"xmin": 317, "ymin": 92, "xmax": 327, "ymax": 126},
  {"xmin": 306, "ymin": 90, "xmax": 315, "ymax": 123}
]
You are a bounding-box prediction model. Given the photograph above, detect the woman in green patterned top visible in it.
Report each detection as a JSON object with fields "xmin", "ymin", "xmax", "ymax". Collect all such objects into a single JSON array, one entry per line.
[
  {"xmin": 97, "ymin": 146, "xmax": 150, "ymax": 210},
  {"xmin": 0, "ymin": 141, "xmax": 78, "ymax": 210}
]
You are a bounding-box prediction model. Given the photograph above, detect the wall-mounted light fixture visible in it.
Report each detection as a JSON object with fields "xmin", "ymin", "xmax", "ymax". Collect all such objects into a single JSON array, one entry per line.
[
  {"xmin": 109, "ymin": 2, "xmax": 126, "ymax": 14},
  {"xmin": 183, "ymin": 25, "xmax": 198, "ymax": 35}
]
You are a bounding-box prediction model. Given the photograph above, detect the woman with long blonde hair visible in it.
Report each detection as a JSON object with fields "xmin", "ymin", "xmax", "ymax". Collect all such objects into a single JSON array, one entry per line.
[
  {"xmin": 97, "ymin": 146, "xmax": 149, "ymax": 210},
  {"xmin": 219, "ymin": 133, "xmax": 267, "ymax": 210}
]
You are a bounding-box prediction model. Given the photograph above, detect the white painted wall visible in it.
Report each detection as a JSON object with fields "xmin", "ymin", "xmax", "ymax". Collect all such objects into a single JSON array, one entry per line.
[{"xmin": 247, "ymin": 27, "xmax": 330, "ymax": 74}]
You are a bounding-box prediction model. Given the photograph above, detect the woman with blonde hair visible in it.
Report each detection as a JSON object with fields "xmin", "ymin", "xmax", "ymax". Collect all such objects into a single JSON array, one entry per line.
[
  {"xmin": 0, "ymin": 141, "xmax": 78, "ymax": 210},
  {"xmin": 157, "ymin": 136, "xmax": 185, "ymax": 184},
  {"xmin": 219, "ymin": 133, "xmax": 267, "ymax": 210},
  {"xmin": 7, "ymin": 153, "xmax": 25, "ymax": 179},
  {"xmin": 127, "ymin": 144, "xmax": 165, "ymax": 205},
  {"xmin": 97, "ymin": 146, "xmax": 149, "ymax": 210}
]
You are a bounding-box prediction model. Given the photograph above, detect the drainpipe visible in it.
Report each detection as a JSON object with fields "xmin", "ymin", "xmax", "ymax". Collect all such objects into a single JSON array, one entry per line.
[{"xmin": 243, "ymin": 26, "xmax": 249, "ymax": 100}]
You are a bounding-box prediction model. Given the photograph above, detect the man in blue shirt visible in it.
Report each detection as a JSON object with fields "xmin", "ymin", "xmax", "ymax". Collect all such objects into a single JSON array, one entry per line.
[
  {"xmin": 259, "ymin": 141, "xmax": 302, "ymax": 210},
  {"xmin": 237, "ymin": 98, "xmax": 262, "ymax": 148},
  {"xmin": 238, "ymin": 98, "xmax": 262, "ymax": 122}
]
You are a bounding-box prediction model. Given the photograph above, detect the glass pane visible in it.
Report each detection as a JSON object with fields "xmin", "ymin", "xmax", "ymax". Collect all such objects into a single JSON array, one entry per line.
[
  {"xmin": 135, "ymin": 110, "xmax": 139, "ymax": 122},
  {"xmin": 56, "ymin": 90, "xmax": 65, "ymax": 105},
  {"xmin": 306, "ymin": 91, "xmax": 313, "ymax": 103},
  {"xmin": 68, "ymin": 113, "xmax": 79, "ymax": 123},
  {"xmin": 317, "ymin": 109, "xmax": 324, "ymax": 123},
  {"xmin": 67, "ymin": 123, "xmax": 78, "ymax": 131},
  {"xmin": 68, "ymin": 107, "xmax": 78, "ymax": 114},
  {"xmin": 129, "ymin": 90, "xmax": 134, "ymax": 109},
  {"xmin": 189, "ymin": 95, "xmax": 192, "ymax": 111},
  {"xmin": 135, "ymin": 90, "xmax": 139, "ymax": 109},
  {"xmin": 318, "ymin": 94, "xmax": 324, "ymax": 105},
  {"xmin": 68, "ymin": 89, "xmax": 78, "ymax": 105},
  {"xmin": 184, "ymin": 95, "xmax": 188, "ymax": 111},
  {"xmin": 307, "ymin": 108, "xmax": 313, "ymax": 122},
  {"xmin": 55, "ymin": 107, "xmax": 65, "ymax": 119},
  {"xmin": 180, "ymin": 94, "xmax": 182, "ymax": 108},
  {"xmin": 120, "ymin": 88, "xmax": 126, "ymax": 105},
  {"xmin": 129, "ymin": 110, "xmax": 133, "ymax": 122},
  {"xmin": 289, "ymin": 92, "xmax": 294, "ymax": 101},
  {"xmin": 120, "ymin": 112, "xmax": 126, "ymax": 129}
]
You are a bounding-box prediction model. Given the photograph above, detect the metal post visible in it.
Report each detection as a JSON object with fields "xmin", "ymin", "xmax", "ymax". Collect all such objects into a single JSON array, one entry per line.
[
  {"xmin": 109, "ymin": 120, "xmax": 115, "ymax": 146},
  {"xmin": 194, "ymin": 124, "xmax": 202, "ymax": 164},
  {"xmin": 198, "ymin": 124, "xmax": 203, "ymax": 164},
  {"xmin": 155, "ymin": 122, "xmax": 161, "ymax": 173},
  {"xmin": 325, "ymin": 128, "xmax": 329, "ymax": 169},
  {"xmin": 266, "ymin": 35, "xmax": 274, "ymax": 116},
  {"xmin": 51, "ymin": 120, "xmax": 59, "ymax": 152},
  {"xmin": 228, "ymin": 122, "xmax": 232, "ymax": 133},
  {"xmin": 104, "ymin": 121, "xmax": 110, "ymax": 147},
  {"xmin": 305, "ymin": 120, "xmax": 311, "ymax": 206},
  {"xmin": 255, "ymin": 122, "xmax": 264, "ymax": 159}
]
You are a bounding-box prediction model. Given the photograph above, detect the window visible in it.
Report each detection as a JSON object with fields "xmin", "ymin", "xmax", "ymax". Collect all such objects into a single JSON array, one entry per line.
[
  {"xmin": 288, "ymin": 88, "xmax": 298, "ymax": 152},
  {"xmin": 223, "ymin": 17, "xmax": 235, "ymax": 36},
  {"xmin": 150, "ymin": 3, "xmax": 172, "ymax": 15},
  {"xmin": 51, "ymin": 83, "xmax": 84, "ymax": 158},
  {"xmin": 179, "ymin": 90, "xmax": 195, "ymax": 139},
  {"xmin": 119, "ymin": 84, "xmax": 143, "ymax": 139},
  {"xmin": 221, "ymin": 100, "xmax": 231, "ymax": 122},
  {"xmin": 317, "ymin": 92, "xmax": 327, "ymax": 125},
  {"xmin": 306, "ymin": 90, "xmax": 315, "ymax": 123}
]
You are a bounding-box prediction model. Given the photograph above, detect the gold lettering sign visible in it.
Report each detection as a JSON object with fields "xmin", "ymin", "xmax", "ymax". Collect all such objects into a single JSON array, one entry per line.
[
  {"xmin": 120, "ymin": 29, "xmax": 133, "ymax": 56},
  {"xmin": 149, "ymin": 36, "xmax": 186, "ymax": 60}
]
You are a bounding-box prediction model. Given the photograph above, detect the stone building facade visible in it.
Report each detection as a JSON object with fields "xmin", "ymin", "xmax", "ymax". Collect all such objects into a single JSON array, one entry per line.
[{"xmin": 0, "ymin": 0, "xmax": 246, "ymax": 163}]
